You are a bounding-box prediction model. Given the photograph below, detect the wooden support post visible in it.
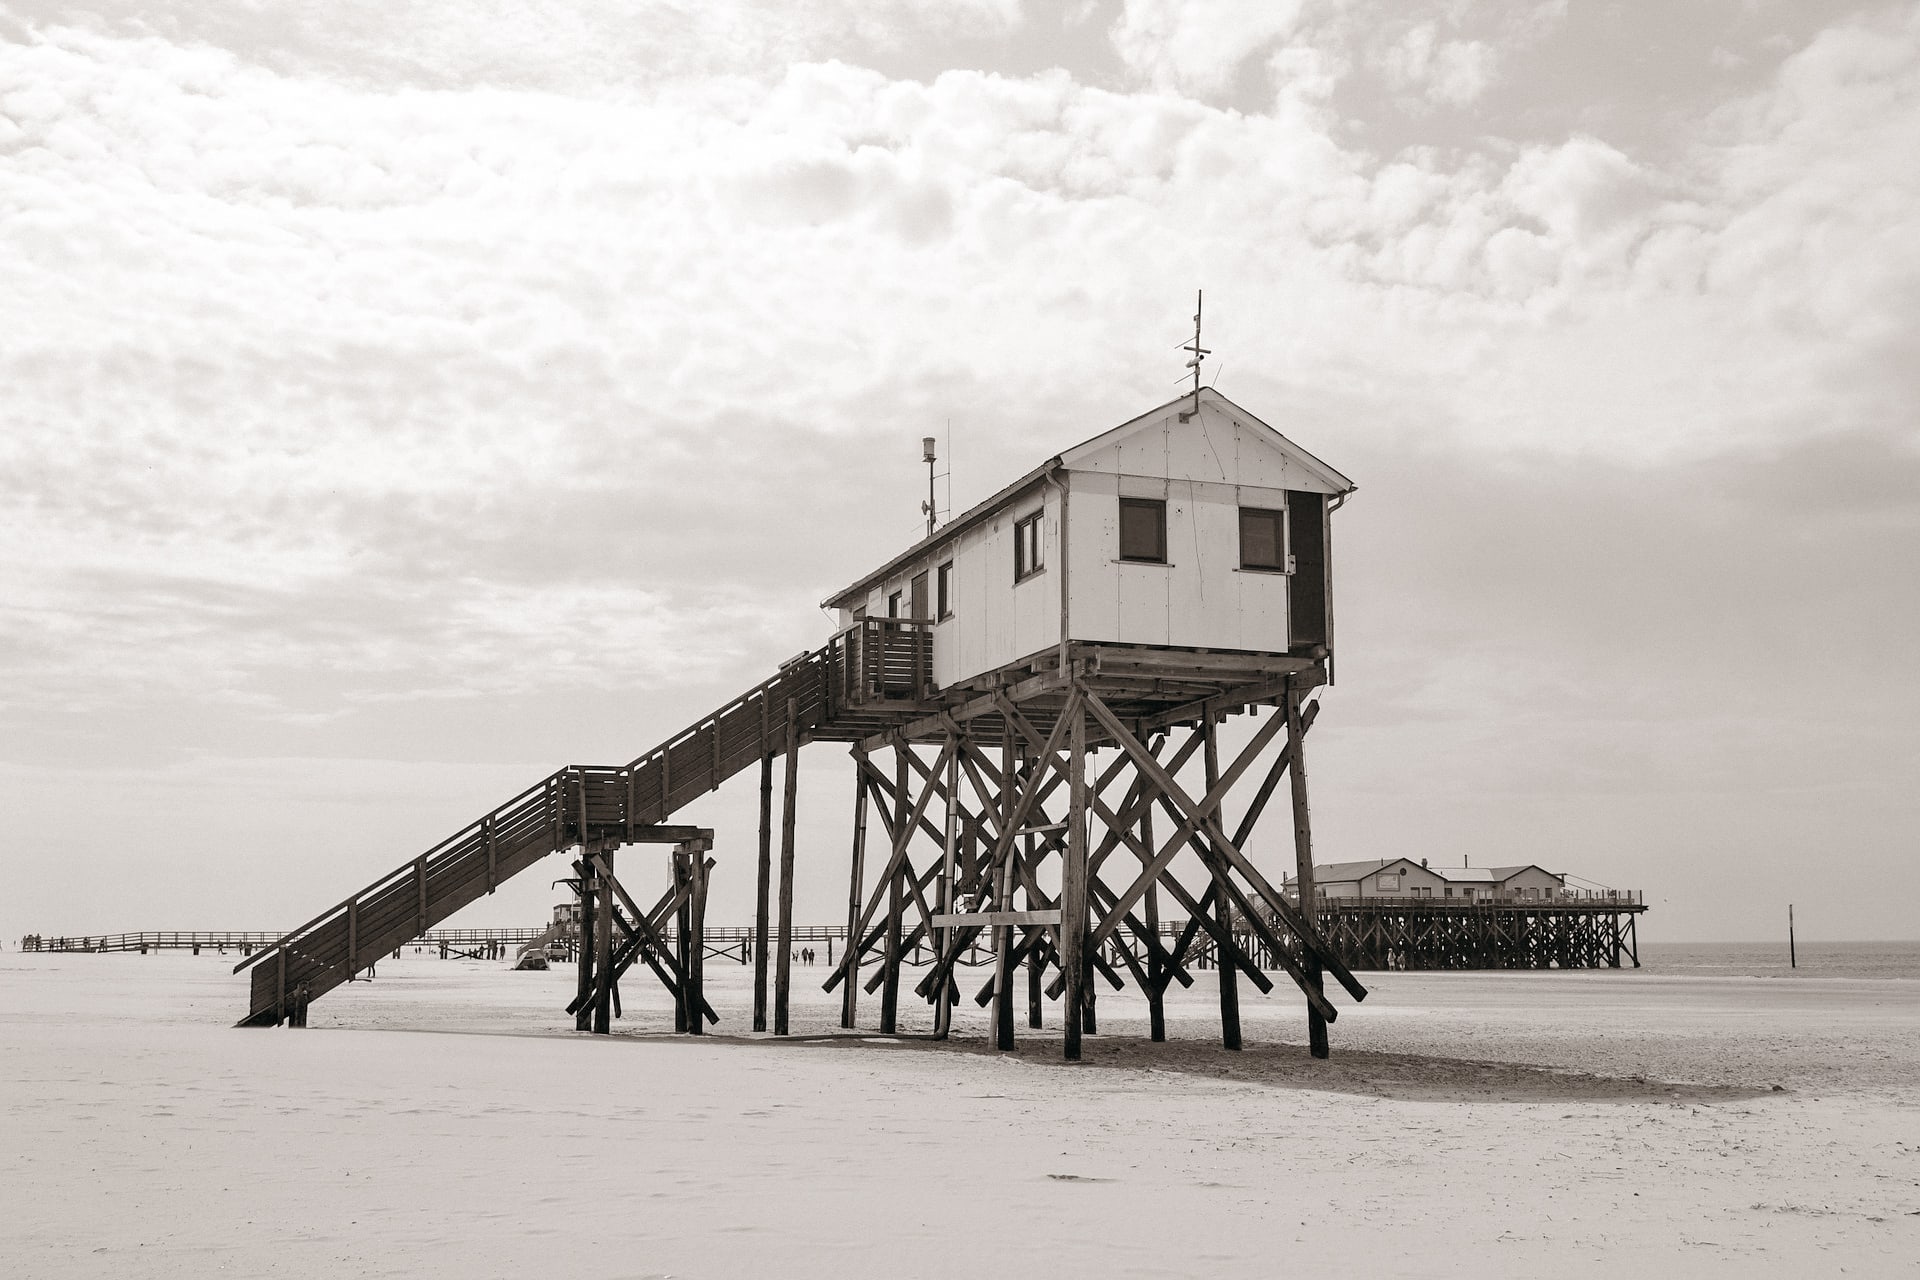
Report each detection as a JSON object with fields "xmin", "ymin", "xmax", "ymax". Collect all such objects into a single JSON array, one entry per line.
[
  {"xmin": 484, "ymin": 815, "xmax": 497, "ymax": 893},
  {"xmin": 416, "ymin": 855, "xmax": 428, "ymax": 938},
  {"xmin": 773, "ymin": 698, "xmax": 799, "ymax": 1036},
  {"xmin": 673, "ymin": 854, "xmax": 692, "ymax": 1033},
  {"xmin": 575, "ymin": 864, "xmax": 595, "ymax": 1032},
  {"xmin": 1204, "ymin": 715, "xmax": 1242, "ymax": 1051},
  {"xmin": 1061, "ymin": 694, "xmax": 1088, "ymax": 1061},
  {"xmin": 593, "ymin": 847, "xmax": 615, "ymax": 1035},
  {"xmin": 879, "ymin": 746, "xmax": 908, "ymax": 1033},
  {"xmin": 276, "ymin": 945, "xmax": 288, "ymax": 1028},
  {"xmin": 934, "ymin": 742, "xmax": 960, "ymax": 1040},
  {"xmin": 1287, "ymin": 688, "xmax": 1329, "ymax": 1059},
  {"xmin": 841, "ymin": 751, "xmax": 870, "ymax": 1029},
  {"xmin": 1143, "ymin": 804, "xmax": 1166, "ymax": 1043},
  {"xmin": 1024, "ymin": 795, "xmax": 1044, "ymax": 1029},
  {"xmin": 686, "ymin": 843, "xmax": 708, "ymax": 1037},
  {"xmin": 994, "ymin": 735, "xmax": 1016, "ymax": 1051},
  {"xmin": 753, "ymin": 751, "xmax": 773, "ymax": 1032}
]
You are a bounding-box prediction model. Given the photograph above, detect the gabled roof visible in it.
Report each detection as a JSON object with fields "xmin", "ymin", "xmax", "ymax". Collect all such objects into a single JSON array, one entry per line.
[
  {"xmin": 1284, "ymin": 859, "xmax": 1565, "ymax": 887},
  {"xmin": 820, "ymin": 388, "xmax": 1352, "ymax": 609},
  {"xmin": 1059, "ymin": 387, "xmax": 1356, "ymax": 493},
  {"xmin": 1292, "ymin": 857, "xmax": 1420, "ymax": 885}
]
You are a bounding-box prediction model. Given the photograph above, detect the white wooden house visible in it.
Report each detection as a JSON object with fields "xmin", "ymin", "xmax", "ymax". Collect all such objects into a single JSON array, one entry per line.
[
  {"xmin": 1284, "ymin": 858, "xmax": 1573, "ymax": 902},
  {"xmin": 822, "ymin": 389, "xmax": 1355, "ymax": 690}
]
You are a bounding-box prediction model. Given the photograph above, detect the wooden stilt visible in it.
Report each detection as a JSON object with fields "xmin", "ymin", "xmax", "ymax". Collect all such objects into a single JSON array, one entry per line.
[
  {"xmin": 753, "ymin": 751, "xmax": 773, "ymax": 1032},
  {"xmin": 686, "ymin": 842, "xmax": 708, "ymax": 1037},
  {"xmin": 934, "ymin": 744, "xmax": 960, "ymax": 1039},
  {"xmin": 774, "ymin": 698, "xmax": 800, "ymax": 1036},
  {"xmin": 878, "ymin": 746, "xmax": 908, "ymax": 1033},
  {"xmin": 673, "ymin": 853, "xmax": 692, "ymax": 1033},
  {"xmin": 1143, "ymin": 806, "xmax": 1166, "ymax": 1043},
  {"xmin": 841, "ymin": 749, "xmax": 870, "ymax": 1029},
  {"xmin": 593, "ymin": 847, "xmax": 615, "ymax": 1035},
  {"xmin": 1204, "ymin": 716, "xmax": 1241, "ymax": 1051},
  {"xmin": 994, "ymin": 734, "xmax": 1016, "ymax": 1051},
  {"xmin": 1287, "ymin": 687, "xmax": 1329, "ymax": 1059},
  {"xmin": 1062, "ymin": 693, "xmax": 1088, "ymax": 1061},
  {"xmin": 575, "ymin": 860, "xmax": 595, "ymax": 1032}
]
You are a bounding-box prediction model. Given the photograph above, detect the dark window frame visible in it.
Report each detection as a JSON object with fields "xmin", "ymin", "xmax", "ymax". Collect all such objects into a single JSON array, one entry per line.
[
  {"xmin": 886, "ymin": 590, "xmax": 902, "ymax": 618},
  {"xmin": 936, "ymin": 560, "xmax": 954, "ymax": 621},
  {"xmin": 1238, "ymin": 505, "xmax": 1288, "ymax": 572},
  {"xmin": 1117, "ymin": 497, "xmax": 1167, "ymax": 564},
  {"xmin": 1013, "ymin": 510, "xmax": 1044, "ymax": 582}
]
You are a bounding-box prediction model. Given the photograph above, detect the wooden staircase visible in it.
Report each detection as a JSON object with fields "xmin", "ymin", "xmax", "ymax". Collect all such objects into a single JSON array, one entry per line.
[{"xmin": 234, "ymin": 619, "xmax": 933, "ymax": 1026}]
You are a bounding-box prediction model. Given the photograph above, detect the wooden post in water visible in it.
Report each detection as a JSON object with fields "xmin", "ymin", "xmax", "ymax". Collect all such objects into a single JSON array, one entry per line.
[
  {"xmin": 1789, "ymin": 903, "xmax": 1797, "ymax": 969},
  {"xmin": 773, "ymin": 697, "xmax": 799, "ymax": 1036},
  {"xmin": 753, "ymin": 751, "xmax": 773, "ymax": 1032},
  {"xmin": 1287, "ymin": 687, "xmax": 1330, "ymax": 1059}
]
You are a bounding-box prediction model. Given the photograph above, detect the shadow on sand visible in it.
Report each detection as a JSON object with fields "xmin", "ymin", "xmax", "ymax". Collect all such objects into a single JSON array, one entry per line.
[{"xmin": 602, "ymin": 1028, "xmax": 1780, "ymax": 1105}]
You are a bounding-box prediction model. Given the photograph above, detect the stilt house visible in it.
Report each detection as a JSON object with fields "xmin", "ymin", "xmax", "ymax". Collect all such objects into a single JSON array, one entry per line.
[{"xmin": 821, "ymin": 388, "xmax": 1356, "ymax": 688}]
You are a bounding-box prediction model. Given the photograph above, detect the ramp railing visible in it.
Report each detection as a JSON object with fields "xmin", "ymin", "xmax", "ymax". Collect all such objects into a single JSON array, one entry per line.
[{"xmin": 234, "ymin": 620, "xmax": 933, "ymax": 1025}]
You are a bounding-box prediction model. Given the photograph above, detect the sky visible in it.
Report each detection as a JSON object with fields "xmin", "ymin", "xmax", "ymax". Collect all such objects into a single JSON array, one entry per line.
[{"xmin": 2, "ymin": 0, "xmax": 1916, "ymax": 948}]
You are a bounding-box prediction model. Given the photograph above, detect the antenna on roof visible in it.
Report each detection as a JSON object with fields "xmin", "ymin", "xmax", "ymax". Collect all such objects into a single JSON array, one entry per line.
[
  {"xmin": 1177, "ymin": 289, "xmax": 1210, "ymax": 421},
  {"xmin": 921, "ymin": 435, "xmax": 938, "ymax": 539}
]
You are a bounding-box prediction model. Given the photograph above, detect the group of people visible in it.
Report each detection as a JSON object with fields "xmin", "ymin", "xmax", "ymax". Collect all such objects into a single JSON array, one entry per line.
[{"xmin": 794, "ymin": 946, "xmax": 820, "ymax": 965}]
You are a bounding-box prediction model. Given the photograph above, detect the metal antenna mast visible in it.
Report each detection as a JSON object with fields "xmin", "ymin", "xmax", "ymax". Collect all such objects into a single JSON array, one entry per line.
[
  {"xmin": 921, "ymin": 435, "xmax": 938, "ymax": 538},
  {"xmin": 1178, "ymin": 289, "xmax": 1210, "ymax": 421}
]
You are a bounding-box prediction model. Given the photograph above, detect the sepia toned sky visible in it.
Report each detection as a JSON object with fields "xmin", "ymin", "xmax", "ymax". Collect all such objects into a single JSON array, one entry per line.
[{"xmin": 3, "ymin": 1, "xmax": 1916, "ymax": 947}]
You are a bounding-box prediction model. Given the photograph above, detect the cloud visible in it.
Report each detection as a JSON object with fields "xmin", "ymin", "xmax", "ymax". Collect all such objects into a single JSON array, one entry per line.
[
  {"xmin": 2, "ymin": 3, "xmax": 1919, "ymax": 936},
  {"xmin": 1109, "ymin": 0, "xmax": 1306, "ymax": 97},
  {"xmin": 1375, "ymin": 23, "xmax": 1497, "ymax": 107}
]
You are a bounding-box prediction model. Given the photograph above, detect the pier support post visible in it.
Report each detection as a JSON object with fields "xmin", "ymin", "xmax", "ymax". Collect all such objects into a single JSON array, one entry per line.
[
  {"xmin": 1061, "ymin": 693, "xmax": 1088, "ymax": 1062},
  {"xmin": 1287, "ymin": 686, "xmax": 1329, "ymax": 1060},
  {"xmin": 773, "ymin": 698, "xmax": 799, "ymax": 1036},
  {"xmin": 575, "ymin": 859, "xmax": 596, "ymax": 1032},
  {"xmin": 686, "ymin": 840, "xmax": 709, "ymax": 1037},
  {"xmin": 754, "ymin": 751, "xmax": 773, "ymax": 1032},
  {"xmin": 593, "ymin": 847, "xmax": 615, "ymax": 1035},
  {"xmin": 841, "ymin": 749, "xmax": 870, "ymax": 1029}
]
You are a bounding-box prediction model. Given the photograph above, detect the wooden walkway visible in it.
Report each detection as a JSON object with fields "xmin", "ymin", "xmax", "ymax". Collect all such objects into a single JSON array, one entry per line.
[{"xmin": 231, "ymin": 619, "xmax": 940, "ymax": 1025}]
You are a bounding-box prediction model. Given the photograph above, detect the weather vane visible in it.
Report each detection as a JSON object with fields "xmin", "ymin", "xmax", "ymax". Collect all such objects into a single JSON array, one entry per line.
[{"xmin": 1177, "ymin": 289, "xmax": 1209, "ymax": 421}]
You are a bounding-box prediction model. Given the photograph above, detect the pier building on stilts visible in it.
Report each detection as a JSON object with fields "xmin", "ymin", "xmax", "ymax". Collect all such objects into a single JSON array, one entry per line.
[{"xmin": 236, "ymin": 383, "xmax": 1368, "ymax": 1059}]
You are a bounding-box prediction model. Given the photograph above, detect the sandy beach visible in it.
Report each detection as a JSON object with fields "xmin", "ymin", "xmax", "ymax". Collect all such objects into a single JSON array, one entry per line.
[{"xmin": 5, "ymin": 949, "xmax": 1917, "ymax": 1279}]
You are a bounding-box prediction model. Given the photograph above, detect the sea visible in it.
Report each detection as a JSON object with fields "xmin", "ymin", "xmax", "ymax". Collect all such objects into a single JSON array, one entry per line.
[{"xmin": 1639, "ymin": 940, "xmax": 1920, "ymax": 980}]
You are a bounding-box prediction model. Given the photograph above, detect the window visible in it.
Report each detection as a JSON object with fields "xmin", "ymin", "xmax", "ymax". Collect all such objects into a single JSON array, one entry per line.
[
  {"xmin": 936, "ymin": 561, "xmax": 953, "ymax": 621},
  {"xmin": 910, "ymin": 571, "xmax": 929, "ymax": 621},
  {"xmin": 1118, "ymin": 497, "xmax": 1167, "ymax": 563},
  {"xmin": 1238, "ymin": 506, "xmax": 1288, "ymax": 572},
  {"xmin": 887, "ymin": 590, "xmax": 902, "ymax": 618},
  {"xmin": 1014, "ymin": 510, "xmax": 1043, "ymax": 581}
]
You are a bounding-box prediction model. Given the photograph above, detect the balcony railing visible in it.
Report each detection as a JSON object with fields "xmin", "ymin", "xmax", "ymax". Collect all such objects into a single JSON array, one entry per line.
[
  {"xmin": 835, "ymin": 616, "xmax": 934, "ymax": 705},
  {"xmin": 1284, "ymin": 889, "xmax": 1644, "ymax": 908}
]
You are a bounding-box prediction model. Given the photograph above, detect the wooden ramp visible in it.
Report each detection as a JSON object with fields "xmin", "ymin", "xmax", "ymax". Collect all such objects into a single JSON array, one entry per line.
[{"xmin": 234, "ymin": 620, "xmax": 929, "ymax": 1026}]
